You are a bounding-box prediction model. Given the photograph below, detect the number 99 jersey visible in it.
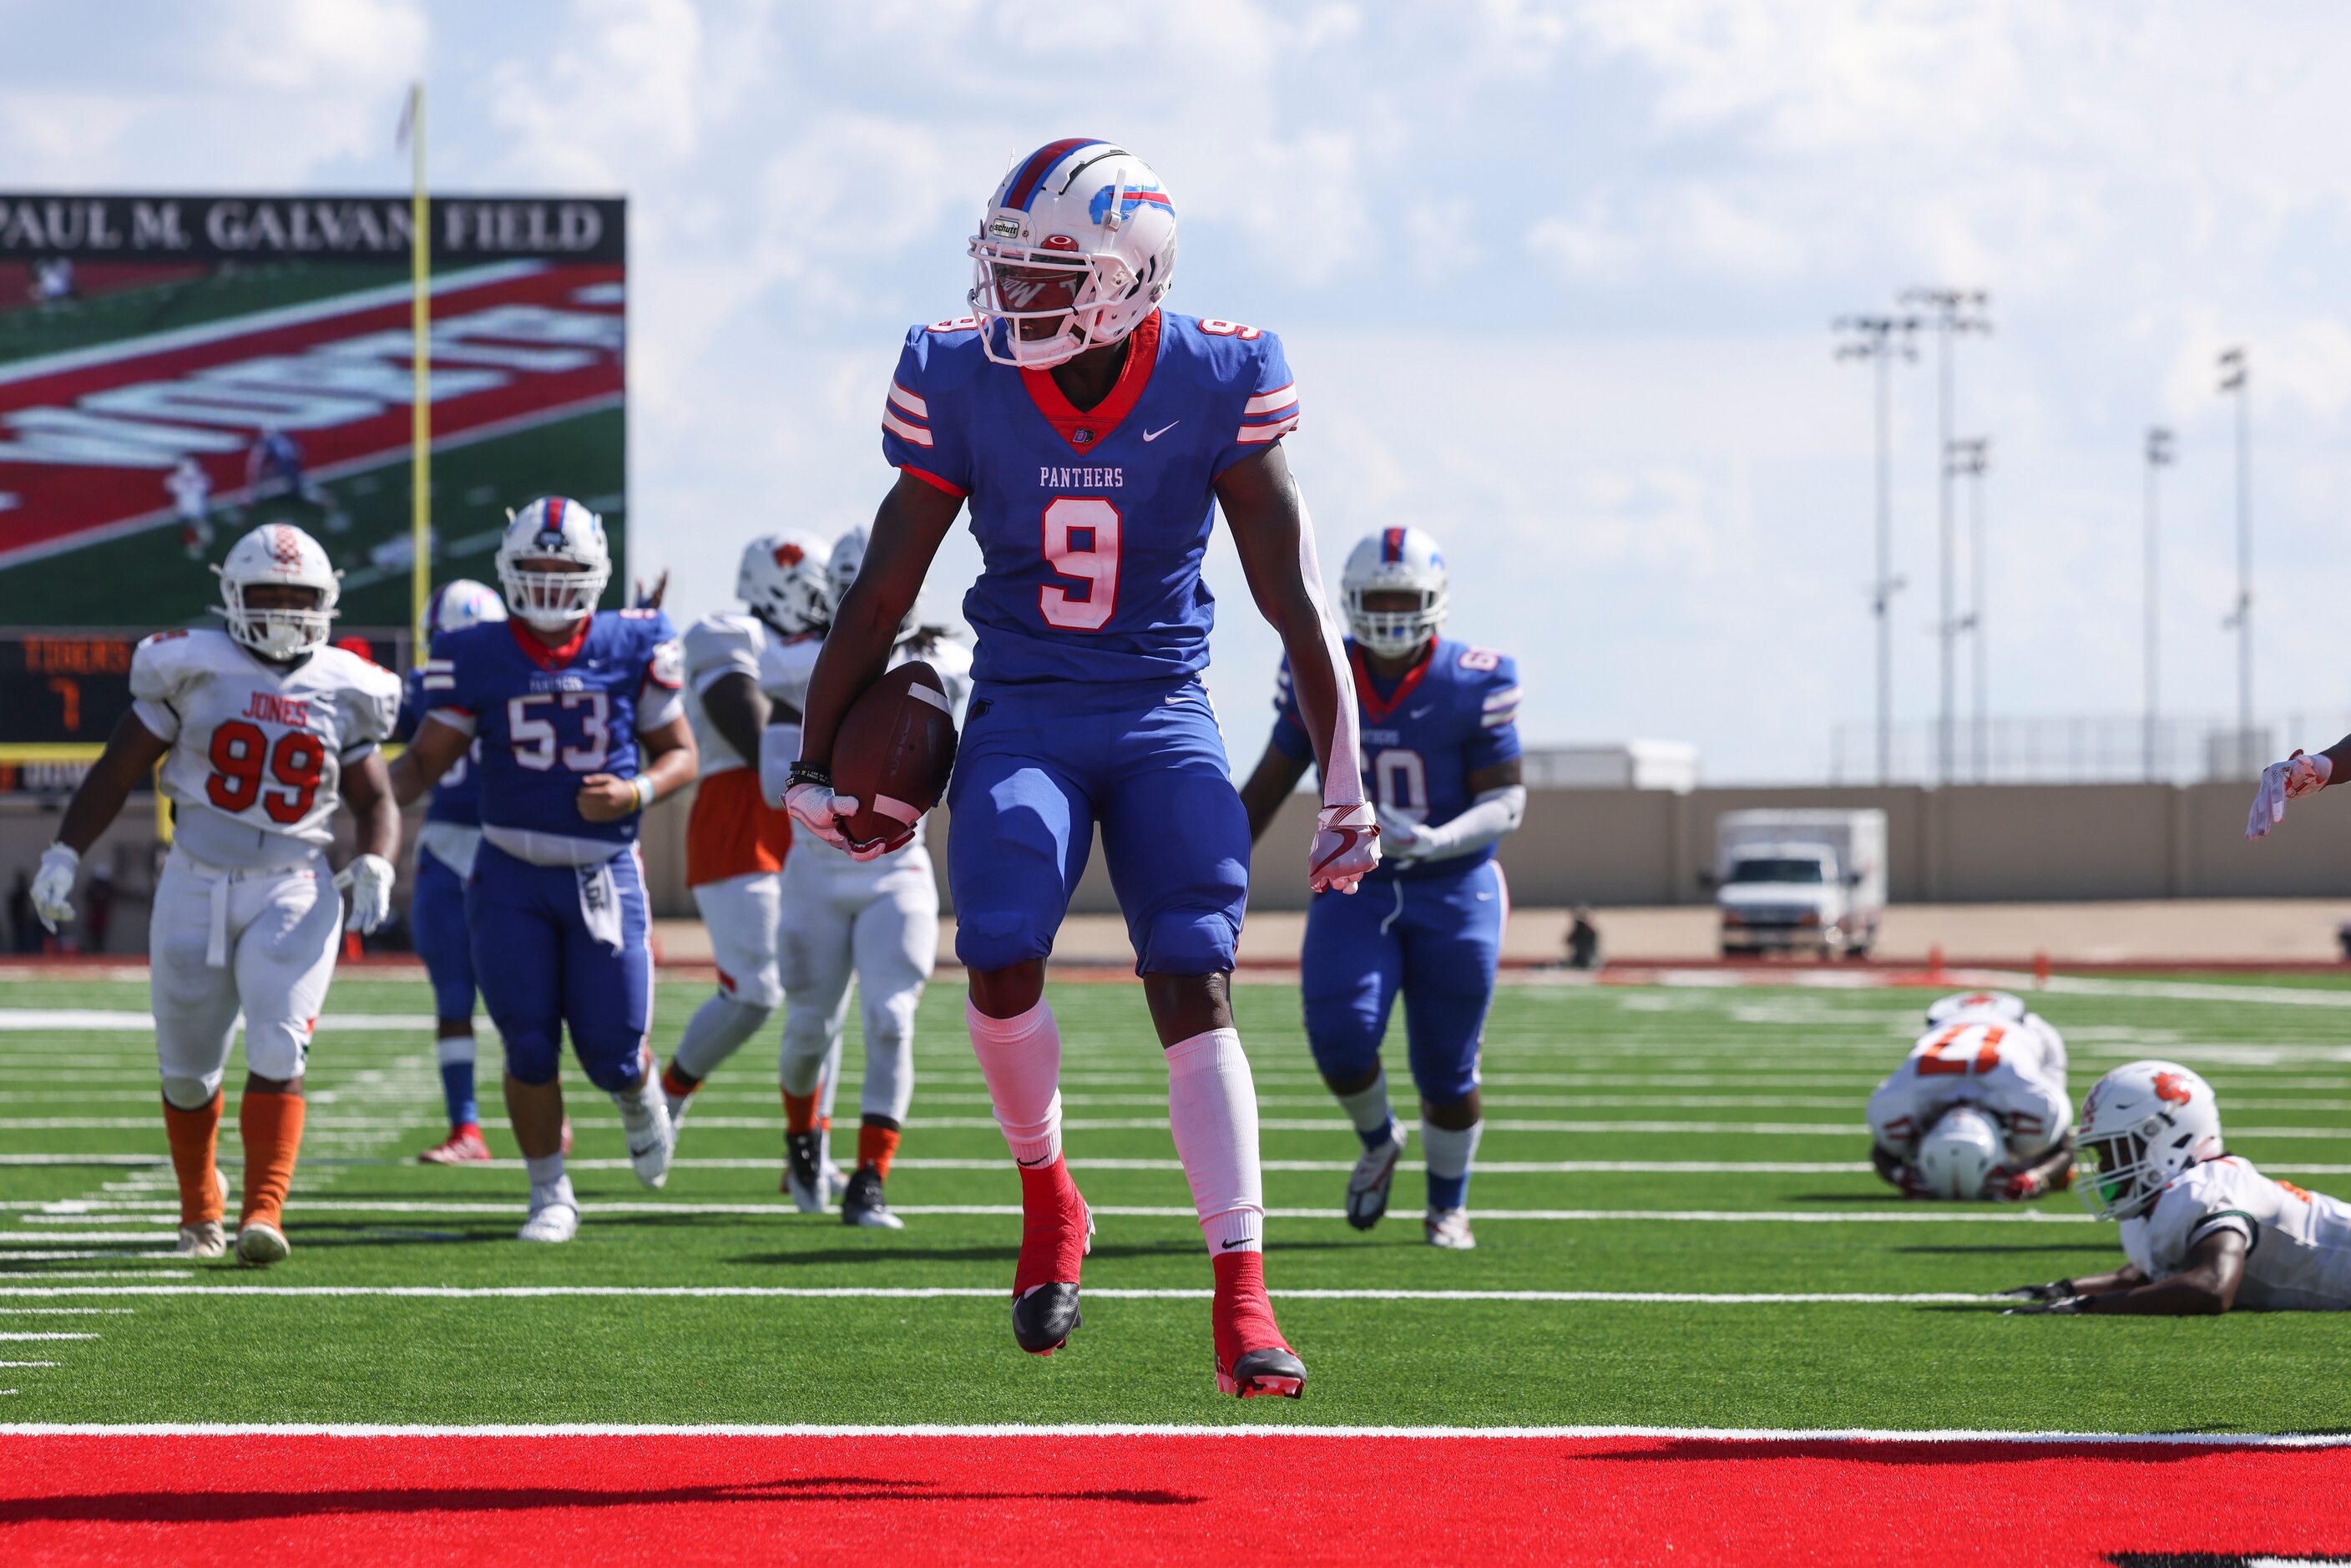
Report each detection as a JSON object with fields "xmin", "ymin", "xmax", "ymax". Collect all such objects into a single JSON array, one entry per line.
[
  {"xmin": 422, "ymin": 610, "xmax": 684, "ymax": 863},
  {"xmin": 879, "ymin": 309, "xmax": 1300, "ymax": 686},
  {"xmin": 130, "ymin": 627, "xmax": 401, "ymax": 869}
]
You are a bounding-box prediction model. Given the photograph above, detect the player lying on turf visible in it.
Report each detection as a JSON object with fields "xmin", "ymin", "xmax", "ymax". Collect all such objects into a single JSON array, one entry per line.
[
  {"xmin": 659, "ymin": 533, "xmax": 832, "ymax": 1181},
  {"xmin": 392, "ymin": 498, "xmax": 697, "ymax": 1244},
  {"xmin": 785, "ymin": 139, "xmax": 1379, "ymax": 1398},
  {"xmin": 1238, "ymin": 525, "xmax": 1524, "ymax": 1251},
  {"xmin": 2004, "ymin": 1060, "xmax": 2351, "ymax": 1313},
  {"xmin": 743, "ymin": 527, "xmax": 973, "ymax": 1228},
  {"xmin": 1866, "ymin": 989, "xmax": 2073, "ymax": 1201},
  {"xmin": 31, "ymin": 523, "xmax": 402, "ymax": 1265},
  {"xmin": 401, "ymin": 579, "xmax": 507, "ymax": 1166}
]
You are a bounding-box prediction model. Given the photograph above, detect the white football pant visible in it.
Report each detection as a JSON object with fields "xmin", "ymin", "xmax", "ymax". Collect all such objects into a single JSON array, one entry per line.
[
  {"xmin": 149, "ymin": 848, "xmax": 341, "ymax": 1108},
  {"xmin": 690, "ymin": 870, "xmax": 785, "ymax": 1010},
  {"xmin": 776, "ymin": 844, "xmax": 938, "ymax": 1124}
]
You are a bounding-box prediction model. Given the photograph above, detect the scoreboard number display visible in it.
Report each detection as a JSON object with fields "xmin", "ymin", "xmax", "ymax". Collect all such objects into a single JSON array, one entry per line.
[{"xmin": 0, "ymin": 633, "xmax": 140, "ymax": 745}]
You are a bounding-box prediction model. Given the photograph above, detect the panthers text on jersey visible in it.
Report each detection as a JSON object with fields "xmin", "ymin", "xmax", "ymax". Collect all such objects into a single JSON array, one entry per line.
[
  {"xmin": 680, "ymin": 612, "xmax": 800, "ymax": 888},
  {"xmin": 1866, "ymin": 1018, "xmax": 2072, "ymax": 1161},
  {"xmin": 1272, "ymin": 637, "xmax": 1522, "ymax": 881},
  {"xmin": 130, "ymin": 628, "xmax": 401, "ymax": 869},
  {"xmin": 879, "ymin": 308, "xmax": 1299, "ymax": 686},
  {"xmin": 420, "ymin": 609, "xmax": 683, "ymax": 867},
  {"xmin": 2122, "ymin": 1155, "xmax": 2351, "ymax": 1311}
]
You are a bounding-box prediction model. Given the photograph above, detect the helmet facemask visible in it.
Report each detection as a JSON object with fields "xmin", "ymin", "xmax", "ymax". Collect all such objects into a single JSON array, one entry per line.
[
  {"xmin": 2077, "ymin": 1125, "xmax": 2172, "ymax": 1221},
  {"xmin": 1347, "ymin": 583, "xmax": 1447, "ymax": 659},
  {"xmin": 224, "ymin": 579, "xmax": 333, "ymax": 660},
  {"xmin": 968, "ymin": 240, "xmax": 1145, "ymax": 370},
  {"xmin": 501, "ymin": 555, "xmax": 609, "ymax": 631}
]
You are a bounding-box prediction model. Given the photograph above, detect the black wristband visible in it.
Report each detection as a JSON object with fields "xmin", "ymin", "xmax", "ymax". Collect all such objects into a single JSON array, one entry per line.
[{"xmin": 787, "ymin": 761, "xmax": 832, "ymax": 788}]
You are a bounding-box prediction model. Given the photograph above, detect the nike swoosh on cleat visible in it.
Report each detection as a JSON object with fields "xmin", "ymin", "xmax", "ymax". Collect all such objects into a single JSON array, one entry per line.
[{"xmin": 1142, "ymin": 422, "xmax": 1181, "ymax": 441}]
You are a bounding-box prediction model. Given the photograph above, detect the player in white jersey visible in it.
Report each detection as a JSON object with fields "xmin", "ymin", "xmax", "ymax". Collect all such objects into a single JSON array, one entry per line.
[
  {"xmin": 754, "ymin": 526, "xmax": 972, "ymax": 1227},
  {"xmin": 2005, "ymin": 1061, "xmax": 2351, "ymax": 1313},
  {"xmin": 28, "ymin": 524, "xmax": 401, "ymax": 1267},
  {"xmin": 1867, "ymin": 993, "xmax": 2072, "ymax": 1201},
  {"xmin": 657, "ymin": 534, "xmax": 832, "ymax": 1142},
  {"xmin": 168, "ymin": 457, "xmax": 214, "ymax": 559}
]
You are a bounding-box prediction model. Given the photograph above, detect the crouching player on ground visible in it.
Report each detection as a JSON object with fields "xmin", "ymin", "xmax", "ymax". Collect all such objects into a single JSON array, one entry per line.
[
  {"xmin": 402, "ymin": 579, "xmax": 507, "ymax": 1164},
  {"xmin": 758, "ymin": 526, "xmax": 973, "ymax": 1227},
  {"xmin": 658, "ymin": 533, "xmax": 832, "ymax": 1142},
  {"xmin": 1238, "ymin": 525, "xmax": 1523, "ymax": 1250},
  {"xmin": 1867, "ymin": 990, "xmax": 2073, "ymax": 1201},
  {"xmin": 2005, "ymin": 1060, "xmax": 2351, "ymax": 1313},
  {"xmin": 30, "ymin": 523, "xmax": 402, "ymax": 1264},
  {"xmin": 392, "ymin": 498, "xmax": 696, "ymax": 1243}
]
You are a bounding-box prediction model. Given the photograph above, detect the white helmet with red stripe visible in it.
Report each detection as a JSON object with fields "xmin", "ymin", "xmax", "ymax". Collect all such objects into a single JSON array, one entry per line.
[
  {"xmin": 968, "ymin": 138, "xmax": 1177, "ymax": 370},
  {"xmin": 737, "ymin": 532, "xmax": 832, "ymax": 635},
  {"xmin": 497, "ymin": 496, "xmax": 610, "ymax": 631},
  {"xmin": 1342, "ymin": 527, "xmax": 1449, "ymax": 657},
  {"xmin": 217, "ymin": 522, "xmax": 340, "ymax": 660}
]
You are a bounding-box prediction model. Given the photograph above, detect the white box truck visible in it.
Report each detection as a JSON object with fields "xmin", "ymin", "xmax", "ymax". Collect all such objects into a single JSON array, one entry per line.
[{"xmin": 1714, "ymin": 808, "xmax": 1888, "ymax": 959}]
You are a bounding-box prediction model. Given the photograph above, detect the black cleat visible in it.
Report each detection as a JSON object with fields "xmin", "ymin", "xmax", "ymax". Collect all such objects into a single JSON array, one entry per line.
[
  {"xmin": 842, "ymin": 1166, "xmax": 904, "ymax": 1229},
  {"xmin": 1222, "ymin": 1344, "xmax": 1307, "ymax": 1399},
  {"xmin": 1012, "ymin": 1284, "xmax": 1083, "ymax": 1355},
  {"xmin": 784, "ymin": 1130, "xmax": 825, "ymax": 1214}
]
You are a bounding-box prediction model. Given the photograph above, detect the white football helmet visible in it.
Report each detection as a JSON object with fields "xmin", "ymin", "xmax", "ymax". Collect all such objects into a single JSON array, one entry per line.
[
  {"xmin": 216, "ymin": 522, "xmax": 339, "ymax": 660},
  {"xmin": 1342, "ymin": 527, "xmax": 1449, "ymax": 657},
  {"xmin": 2075, "ymin": 1060, "xmax": 2224, "ymax": 1221},
  {"xmin": 497, "ymin": 496, "xmax": 610, "ymax": 630},
  {"xmin": 830, "ymin": 526, "xmax": 918, "ymax": 638},
  {"xmin": 1916, "ymin": 1105, "xmax": 2004, "ymax": 1200},
  {"xmin": 968, "ymin": 139, "xmax": 1177, "ymax": 369},
  {"xmin": 427, "ymin": 578, "xmax": 505, "ymax": 640},
  {"xmin": 1925, "ymin": 989, "xmax": 2028, "ymax": 1029},
  {"xmin": 737, "ymin": 533, "xmax": 832, "ymax": 635}
]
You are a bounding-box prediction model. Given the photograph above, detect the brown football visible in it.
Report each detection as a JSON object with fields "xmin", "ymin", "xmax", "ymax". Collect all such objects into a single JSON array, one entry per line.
[{"xmin": 831, "ymin": 660, "xmax": 958, "ymax": 849}]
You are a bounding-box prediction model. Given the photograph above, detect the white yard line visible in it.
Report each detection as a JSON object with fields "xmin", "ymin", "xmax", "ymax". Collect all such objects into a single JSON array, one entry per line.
[
  {"xmin": 11, "ymin": 1202, "xmax": 2099, "ymax": 1226},
  {"xmin": 0, "ymin": 1332, "xmax": 97, "ymax": 1341},
  {"xmin": 0, "ymin": 1012, "xmax": 465, "ymax": 1033},
  {"xmin": 0, "ymin": 1251, "xmax": 177, "ymax": 1262},
  {"xmin": 0, "ymin": 1283, "xmax": 1990, "ymax": 1305},
  {"xmin": 0, "ymin": 1361, "xmax": 58, "ymax": 1368}
]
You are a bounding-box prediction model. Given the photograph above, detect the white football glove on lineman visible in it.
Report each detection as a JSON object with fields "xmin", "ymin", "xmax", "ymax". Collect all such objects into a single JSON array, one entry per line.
[
  {"xmin": 1374, "ymin": 804, "xmax": 1435, "ymax": 865},
  {"xmin": 334, "ymin": 853, "xmax": 397, "ymax": 935},
  {"xmin": 29, "ymin": 843, "xmax": 78, "ymax": 933},
  {"xmin": 1309, "ymin": 802, "xmax": 1381, "ymax": 894},
  {"xmin": 2247, "ymin": 749, "xmax": 2331, "ymax": 839}
]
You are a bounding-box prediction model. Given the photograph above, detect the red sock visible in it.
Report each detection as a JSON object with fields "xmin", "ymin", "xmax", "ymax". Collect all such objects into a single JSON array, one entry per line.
[
  {"xmin": 1014, "ymin": 1156, "xmax": 1089, "ymax": 1297},
  {"xmin": 661, "ymin": 1063, "xmax": 697, "ymax": 1100},
  {"xmin": 163, "ymin": 1093, "xmax": 224, "ymax": 1226},
  {"xmin": 857, "ymin": 1124, "xmax": 900, "ymax": 1180},
  {"xmin": 782, "ymin": 1089, "xmax": 817, "ymax": 1135},
  {"xmin": 1211, "ymin": 1248, "xmax": 1288, "ymax": 1368}
]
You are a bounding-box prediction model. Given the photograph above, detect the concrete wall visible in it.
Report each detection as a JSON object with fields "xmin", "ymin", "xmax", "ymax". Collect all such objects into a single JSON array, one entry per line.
[{"xmin": 8, "ymin": 776, "xmax": 2339, "ymax": 945}]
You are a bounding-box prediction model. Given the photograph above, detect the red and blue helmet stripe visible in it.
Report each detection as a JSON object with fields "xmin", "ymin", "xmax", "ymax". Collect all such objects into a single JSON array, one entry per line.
[
  {"xmin": 1003, "ymin": 137, "xmax": 1110, "ymax": 211},
  {"xmin": 1382, "ymin": 526, "xmax": 1407, "ymax": 564}
]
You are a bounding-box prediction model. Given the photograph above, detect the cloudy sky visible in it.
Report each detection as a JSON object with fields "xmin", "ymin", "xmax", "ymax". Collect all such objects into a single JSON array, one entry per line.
[{"xmin": 10, "ymin": 0, "xmax": 2350, "ymax": 780}]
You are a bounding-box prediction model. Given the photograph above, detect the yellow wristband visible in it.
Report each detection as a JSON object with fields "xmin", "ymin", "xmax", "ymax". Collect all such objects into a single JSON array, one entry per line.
[{"xmin": 629, "ymin": 776, "xmax": 655, "ymax": 814}]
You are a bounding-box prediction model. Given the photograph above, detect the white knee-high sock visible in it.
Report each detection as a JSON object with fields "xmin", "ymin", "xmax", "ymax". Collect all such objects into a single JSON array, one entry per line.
[
  {"xmin": 966, "ymin": 998, "xmax": 1063, "ymax": 1166},
  {"xmin": 1332, "ymin": 1068, "xmax": 1396, "ymax": 1146},
  {"xmin": 1423, "ymin": 1118, "xmax": 1484, "ymax": 1211},
  {"xmin": 674, "ymin": 993, "xmax": 771, "ymax": 1080},
  {"xmin": 1165, "ymin": 1028, "xmax": 1264, "ymax": 1254}
]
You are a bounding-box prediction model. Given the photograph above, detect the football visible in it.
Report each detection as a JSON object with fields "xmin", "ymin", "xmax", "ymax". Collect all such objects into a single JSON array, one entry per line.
[{"xmin": 830, "ymin": 660, "xmax": 958, "ymax": 849}]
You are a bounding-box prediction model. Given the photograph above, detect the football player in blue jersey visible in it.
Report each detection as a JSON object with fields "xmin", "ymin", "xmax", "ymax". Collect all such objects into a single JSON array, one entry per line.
[
  {"xmin": 398, "ymin": 579, "xmax": 506, "ymax": 1166},
  {"xmin": 785, "ymin": 139, "xmax": 1379, "ymax": 1399},
  {"xmin": 392, "ymin": 498, "xmax": 698, "ymax": 1243},
  {"xmin": 1239, "ymin": 526, "xmax": 1525, "ymax": 1252}
]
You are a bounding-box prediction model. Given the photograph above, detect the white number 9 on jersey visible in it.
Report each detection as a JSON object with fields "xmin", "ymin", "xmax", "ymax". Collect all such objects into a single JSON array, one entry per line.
[{"xmin": 1038, "ymin": 496, "xmax": 1122, "ymax": 631}]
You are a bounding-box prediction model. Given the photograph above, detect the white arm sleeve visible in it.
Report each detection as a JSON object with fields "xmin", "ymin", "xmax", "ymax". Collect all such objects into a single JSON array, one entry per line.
[
  {"xmin": 1413, "ymin": 784, "xmax": 1528, "ymax": 863},
  {"xmin": 1292, "ymin": 498, "xmax": 1363, "ymax": 809}
]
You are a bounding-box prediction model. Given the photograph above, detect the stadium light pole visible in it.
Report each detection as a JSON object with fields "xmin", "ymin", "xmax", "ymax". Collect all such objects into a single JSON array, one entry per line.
[
  {"xmin": 1834, "ymin": 313, "xmax": 1919, "ymax": 785},
  {"xmin": 2217, "ymin": 347, "xmax": 2252, "ymax": 776},
  {"xmin": 2143, "ymin": 427, "xmax": 2175, "ymax": 781},
  {"xmin": 1947, "ymin": 438, "xmax": 1990, "ymax": 781},
  {"xmin": 1902, "ymin": 288, "xmax": 1992, "ymax": 787}
]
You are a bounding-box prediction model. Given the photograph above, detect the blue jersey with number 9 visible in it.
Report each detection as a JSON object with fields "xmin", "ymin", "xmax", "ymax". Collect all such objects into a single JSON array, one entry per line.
[
  {"xmin": 422, "ymin": 610, "xmax": 683, "ymax": 854},
  {"xmin": 879, "ymin": 309, "xmax": 1300, "ymax": 686}
]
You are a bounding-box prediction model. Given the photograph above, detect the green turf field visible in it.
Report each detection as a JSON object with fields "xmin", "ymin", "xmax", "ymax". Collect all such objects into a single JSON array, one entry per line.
[{"xmin": 3, "ymin": 971, "xmax": 2348, "ymax": 1432}]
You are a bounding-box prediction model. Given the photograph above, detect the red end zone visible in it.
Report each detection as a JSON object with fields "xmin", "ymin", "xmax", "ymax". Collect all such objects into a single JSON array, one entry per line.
[{"xmin": 3, "ymin": 1430, "xmax": 2349, "ymax": 1566}]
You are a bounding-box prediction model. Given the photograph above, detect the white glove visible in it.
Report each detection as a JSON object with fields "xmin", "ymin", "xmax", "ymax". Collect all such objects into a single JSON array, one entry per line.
[
  {"xmin": 2247, "ymin": 749, "xmax": 2331, "ymax": 839},
  {"xmin": 1309, "ymin": 802, "xmax": 1381, "ymax": 894},
  {"xmin": 335, "ymin": 852, "xmax": 396, "ymax": 934},
  {"xmin": 783, "ymin": 775, "xmax": 861, "ymax": 854},
  {"xmin": 29, "ymin": 843, "xmax": 78, "ymax": 933}
]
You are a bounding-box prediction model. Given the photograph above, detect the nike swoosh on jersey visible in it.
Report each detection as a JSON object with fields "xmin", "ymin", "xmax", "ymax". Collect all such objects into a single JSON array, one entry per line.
[
  {"xmin": 1142, "ymin": 422, "xmax": 1181, "ymax": 441},
  {"xmin": 1408, "ymin": 705, "xmax": 1434, "ymax": 718}
]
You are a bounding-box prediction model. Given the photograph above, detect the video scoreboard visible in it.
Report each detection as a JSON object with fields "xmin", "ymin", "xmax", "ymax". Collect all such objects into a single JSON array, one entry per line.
[{"xmin": 1, "ymin": 632, "xmax": 139, "ymax": 745}]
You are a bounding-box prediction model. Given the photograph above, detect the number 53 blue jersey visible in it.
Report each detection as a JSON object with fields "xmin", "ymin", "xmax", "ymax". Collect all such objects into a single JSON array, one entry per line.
[
  {"xmin": 421, "ymin": 610, "xmax": 684, "ymax": 861},
  {"xmin": 879, "ymin": 308, "xmax": 1300, "ymax": 686}
]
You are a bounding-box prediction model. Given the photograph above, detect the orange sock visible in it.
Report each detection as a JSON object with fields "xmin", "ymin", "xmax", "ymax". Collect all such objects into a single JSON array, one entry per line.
[
  {"xmin": 782, "ymin": 1089, "xmax": 817, "ymax": 1135},
  {"xmin": 163, "ymin": 1092, "xmax": 224, "ymax": 1226},
  {"xmin": 238, "ymin": 1090, "xmax": 306, "ymax": 1230},
  {"xmin": 857, "ymin": 1124, "xmax": 900, "ymax": 1180}
]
